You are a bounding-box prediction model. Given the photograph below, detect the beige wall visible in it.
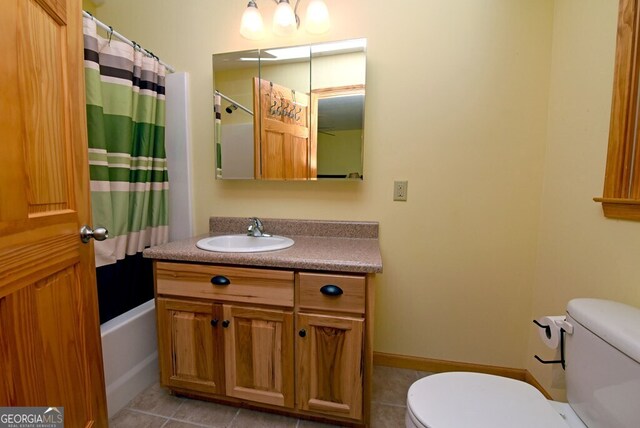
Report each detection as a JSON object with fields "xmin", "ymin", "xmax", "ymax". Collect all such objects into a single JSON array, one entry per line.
[
  {"xmin": 94, "ymin": 0, "xmax": 555, "ymax": 370},
  {"xmin": 527, "ymin": 0, "xmax": 640, "ymax": 399},
  {"xmin": 82, "ymin": 0, "xmax": 96, "ymax": 15}
]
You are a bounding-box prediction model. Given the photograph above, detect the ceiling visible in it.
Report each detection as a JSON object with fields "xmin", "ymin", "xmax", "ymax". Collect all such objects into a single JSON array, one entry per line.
[{"xmin": 317, "ymin": 94, "xmax": 364, "ymax": 132}]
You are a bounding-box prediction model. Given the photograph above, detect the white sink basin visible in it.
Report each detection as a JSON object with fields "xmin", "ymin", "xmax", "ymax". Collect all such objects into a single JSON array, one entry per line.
[{"xmin": 196, "ymin": 234, "xmax": 294, "ymax": 253}]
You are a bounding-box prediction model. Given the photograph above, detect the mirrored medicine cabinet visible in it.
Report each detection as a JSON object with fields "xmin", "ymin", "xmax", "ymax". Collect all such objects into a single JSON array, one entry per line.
[{"xmin": 213, "ymin": 38, "xmax": 366, "ymax": 181}]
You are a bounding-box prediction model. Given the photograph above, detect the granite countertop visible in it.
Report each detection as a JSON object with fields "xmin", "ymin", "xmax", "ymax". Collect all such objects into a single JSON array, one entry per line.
[{"xmin": 143, "ymin": 217, "xmax": 383, "ymax": 274}]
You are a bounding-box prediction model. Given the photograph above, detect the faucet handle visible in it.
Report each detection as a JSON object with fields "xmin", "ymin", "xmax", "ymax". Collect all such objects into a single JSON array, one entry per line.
[
  {"xmin": 250, "ymin": 217, "xmax": 264, "ymax": 230},
  {"xmin": 247, "ymin": 217, "xmax": 265, "ymax": 236}
]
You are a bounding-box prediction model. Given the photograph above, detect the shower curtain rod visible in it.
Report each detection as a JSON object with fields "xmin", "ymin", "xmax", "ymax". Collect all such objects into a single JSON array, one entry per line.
[
  {"xmin": 215, "ymin": 91, "xmax": 254, "ymax": 116},
  {"xmin": 82, "ymin": 11, "xmax": 176, "ymax": 73}
]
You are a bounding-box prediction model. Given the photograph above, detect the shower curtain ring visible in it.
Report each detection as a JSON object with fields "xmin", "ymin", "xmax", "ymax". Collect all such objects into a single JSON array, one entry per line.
[{"xmin": 108, "ymin": 26, "xmax": 113, "ymax": 44}]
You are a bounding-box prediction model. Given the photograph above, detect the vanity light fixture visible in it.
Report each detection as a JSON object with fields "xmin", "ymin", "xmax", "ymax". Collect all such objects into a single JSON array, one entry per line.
[
  {"xmin": 305, "ymin": 0, "xmax": 330, "ymax": 34},
  {"xmin": 239, "ymin": 0, "xmax": 330, "ymax": 40},
  {"xmin": 240, "ymin": 0, "xmax": 265, "ymax": 40}
]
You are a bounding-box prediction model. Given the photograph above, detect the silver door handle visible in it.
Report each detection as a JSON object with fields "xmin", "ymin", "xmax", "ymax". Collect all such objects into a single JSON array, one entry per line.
[{"xmin": 80, "ymin": 225, "xmax": 109, "ymax": 243}]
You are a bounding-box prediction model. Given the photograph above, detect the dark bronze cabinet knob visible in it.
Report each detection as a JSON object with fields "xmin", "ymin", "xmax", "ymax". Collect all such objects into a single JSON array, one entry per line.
[
  {"xmin": 320, "ymin": 284, "xmax": 343, "ymax": 296},
  {"xmin": 211, "ymin": 275, "xmax": 231, "ymax": 286}
]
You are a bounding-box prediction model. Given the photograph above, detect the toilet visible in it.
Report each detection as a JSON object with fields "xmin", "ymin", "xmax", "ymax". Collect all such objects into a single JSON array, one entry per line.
[{"xmin": 406, "ymin": 298, "xmax": 640, "ymax": 428}]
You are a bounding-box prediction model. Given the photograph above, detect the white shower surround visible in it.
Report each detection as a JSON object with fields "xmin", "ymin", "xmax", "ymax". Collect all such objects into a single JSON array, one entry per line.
[{"xmin": 100, "ymin": 299, "xmax": 158, "ymax": 418}]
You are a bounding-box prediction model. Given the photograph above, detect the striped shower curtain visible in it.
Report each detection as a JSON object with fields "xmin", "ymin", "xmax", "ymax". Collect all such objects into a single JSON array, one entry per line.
[
  {"xmin": 215, "ymin": 92, "xmax": 222, "ymax": 176},
  {"xmin": 83, "ymin": 17, "xmax": 169, "ymax": 322}
]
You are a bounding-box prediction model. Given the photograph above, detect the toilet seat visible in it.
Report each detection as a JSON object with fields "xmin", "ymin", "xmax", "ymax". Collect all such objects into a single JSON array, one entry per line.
[{"xmin": 406, "ymin": 372, "xmax": 571, "ymax": 428}]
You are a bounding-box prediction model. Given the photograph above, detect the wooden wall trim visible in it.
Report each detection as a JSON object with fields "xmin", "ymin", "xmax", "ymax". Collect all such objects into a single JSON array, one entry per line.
[
  {"xmin": 373, "ymin": 352, "xmax": 552, "ymax": 398},
  {"xmin": 594, "ymin": 198, "xmax": 640, "ymax": 221},
  {"xmin": 597, "ymin": 0, "xmax": 640, "ymax": 219}
]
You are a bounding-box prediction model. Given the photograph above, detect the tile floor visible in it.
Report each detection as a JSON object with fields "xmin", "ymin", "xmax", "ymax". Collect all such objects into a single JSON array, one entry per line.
[{"xmin": 109, "ymin": 366, "xmax": 431, "ymax": 427}]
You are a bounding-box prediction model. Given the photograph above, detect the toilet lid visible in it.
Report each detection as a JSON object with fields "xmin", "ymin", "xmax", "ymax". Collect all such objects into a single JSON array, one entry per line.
[{"xmin": 406, "ymin": 372, "xmax": 570, "ymax": 428}]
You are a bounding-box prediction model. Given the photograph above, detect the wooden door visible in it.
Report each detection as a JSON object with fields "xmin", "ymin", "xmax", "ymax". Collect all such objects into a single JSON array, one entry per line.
[
  {"xmin": 156, "ymin": 299, "xmax": 225, "ymax": 395},
  {"xmin": 296, "ymin": 313, "xmax": 364, "ymax": 420},
  {"xmin": 254, "ymin": 78, "xmax": 311, "ymax": 180},
  {"xmin": 223, "ymin": 304, "xmax": 294, "ymax": 408},
  {"xmin": 0, "ymin": 0, "xmax": 107, "ymax": 426}
]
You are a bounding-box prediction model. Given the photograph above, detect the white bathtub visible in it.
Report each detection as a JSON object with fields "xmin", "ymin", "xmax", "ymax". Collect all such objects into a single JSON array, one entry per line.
[{"xmin": 100, "ymin": 299, "xmax": 159, "ymax": 418}]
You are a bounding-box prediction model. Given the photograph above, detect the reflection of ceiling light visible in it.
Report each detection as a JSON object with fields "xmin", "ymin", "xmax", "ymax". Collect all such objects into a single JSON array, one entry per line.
[
  {"xmin": 239, "ymin": 0, "xmax": 330, "ymax": 40},
  {"xmin": 265, "ymin": 46, "xmax": 310, "ymax": 60},
  {"xmin": 238, "ymin": 39, "xmax": 366, "ymax": 62},
  {"xmin": 312, "ymin": 39, "xmax": 367, "ymax": 54}
]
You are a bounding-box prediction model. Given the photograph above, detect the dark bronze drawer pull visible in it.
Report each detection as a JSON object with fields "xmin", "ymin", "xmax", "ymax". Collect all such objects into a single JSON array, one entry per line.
[
  {"xmin": 320, "ymin": 284, "xmax": 343, "ymax": 297},
  {"xmin": 211, "ymin": 275, "xmax": 230, "ymax": 286}
]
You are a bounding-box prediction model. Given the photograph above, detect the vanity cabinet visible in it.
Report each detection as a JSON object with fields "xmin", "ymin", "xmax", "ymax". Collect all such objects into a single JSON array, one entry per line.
[
  {"xmin": 296, "ymin": 272, "xmax": 366, "ymax": 420},
  {"xmin": 155, "ymin": 262, "xmax": 295, "ymax": 408},
  {"xmin": 296, "ymin": 313, "xmax": 364, "ymax": 420},
  {"xmin": 222, "ymin": 304, "xmax": 294, "ymax": 408},
  {"xmin": 156, "ymin": 298, "xmax": 225, "ymax": 395},
  {"xmin": 153, "ymin": 261, "xmax": 373, "ymax": 426}
]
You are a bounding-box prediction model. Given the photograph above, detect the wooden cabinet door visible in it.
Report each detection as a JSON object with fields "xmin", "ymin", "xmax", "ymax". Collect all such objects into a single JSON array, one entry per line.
[
  {"xmin": 156, "ymin": 298, "xmax": 225, "ymax": 395},
  {"xmin": 296, "ymin": 313, "xmax": 364, "ymax": 420},
  {"xmin": 0, "ymin": 0, "xmax": 107, "ymax": 426},
  {"xmin": 223, "ymin": 304, "xmax": 294, "ymax": 408}
]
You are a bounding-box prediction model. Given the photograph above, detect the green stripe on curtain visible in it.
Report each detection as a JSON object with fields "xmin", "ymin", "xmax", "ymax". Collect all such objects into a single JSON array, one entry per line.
[
  {"xmin": 89, "ymin": 81, "xmax": 167, "ymax": 125},
  {"xmin": 85, "ymin": 68, "xmax": 104, "ymax": 106},
  {"xmin": 89, "ymin": 165, "xmax": 168, "ymax": 183},
  {"xmin": 90, "ymin": 190, "xmax": 169, "ymax": 236},
  {"xmin": 87, "ymin": 110, "xmax": 166, "ymax": 158},
  {"xmin": 83, "ymin": 16, "xmax": 169, "ymax": 268}
]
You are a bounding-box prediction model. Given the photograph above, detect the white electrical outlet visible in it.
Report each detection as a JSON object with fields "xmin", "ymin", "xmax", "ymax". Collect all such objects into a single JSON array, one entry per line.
[{"xmin": 393, "ymin": 180, "xmax": 408, "ymax": 201}]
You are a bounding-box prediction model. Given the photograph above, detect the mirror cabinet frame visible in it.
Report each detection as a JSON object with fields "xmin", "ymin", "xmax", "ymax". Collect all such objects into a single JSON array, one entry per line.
[{"xmin": 213, "ymin": 39, "xmax": 367, "ymax": 181}]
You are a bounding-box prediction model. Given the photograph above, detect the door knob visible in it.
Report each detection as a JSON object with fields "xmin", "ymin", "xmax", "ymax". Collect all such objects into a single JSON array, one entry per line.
[
  {"xmin": 222, "ymin": 320, "xmax": 230, "ymax": 328},
  {"xmin": 80, "ymin": 225, "xmax": 109, "ymax": 243}
]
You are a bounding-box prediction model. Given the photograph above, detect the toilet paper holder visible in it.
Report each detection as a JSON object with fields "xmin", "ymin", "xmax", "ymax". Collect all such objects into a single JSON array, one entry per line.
[{"xmin": 533, "ymin": 319, "xmax": 567, "ymax": 370}]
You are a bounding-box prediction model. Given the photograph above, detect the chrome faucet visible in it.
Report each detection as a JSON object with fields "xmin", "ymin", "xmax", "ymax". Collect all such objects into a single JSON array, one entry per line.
[{"xmin": 247, "ymin": 217, "xmax": 270, "ymax": 237}]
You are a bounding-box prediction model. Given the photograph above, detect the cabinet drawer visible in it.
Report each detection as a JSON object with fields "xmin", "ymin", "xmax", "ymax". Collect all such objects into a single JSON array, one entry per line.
[
  {"xmin": 156, "ymin": 262, "xmax": 294, "ymax": 307},
  {"xmin": 297, "ymin": 272, "xmax": 365, "ymax": 314}
]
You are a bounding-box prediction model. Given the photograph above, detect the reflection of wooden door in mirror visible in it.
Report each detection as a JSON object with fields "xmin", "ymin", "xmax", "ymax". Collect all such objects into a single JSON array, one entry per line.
[{"xmin": 254, "ymin": 78, "xmax": 312, "ymax": 180}]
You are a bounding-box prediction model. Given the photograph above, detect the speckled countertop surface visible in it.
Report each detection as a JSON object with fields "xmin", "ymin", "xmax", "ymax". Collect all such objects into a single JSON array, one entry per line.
[{"xmin": 143, "ymin": 217, "xmax": 383, "ymax": 274}]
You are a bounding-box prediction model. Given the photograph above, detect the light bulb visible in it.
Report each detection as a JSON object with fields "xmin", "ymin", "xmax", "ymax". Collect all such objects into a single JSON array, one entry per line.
[
  {"xmin": 305, "ymin": 0, "xmax": 330, "ymax": 34},
  {"xmin": 240, "ymin": 0, "xmax": 265, "ymax": 40},
  {"xmin": 273, "ymin": 0, "xmax": 297, "ymax": 37}
]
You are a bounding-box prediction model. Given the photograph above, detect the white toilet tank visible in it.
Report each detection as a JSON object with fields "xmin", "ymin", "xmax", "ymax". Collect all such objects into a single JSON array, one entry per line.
[{"xmin": 565, "ymin": 299, "xmax": 640, "ymax": 428}]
